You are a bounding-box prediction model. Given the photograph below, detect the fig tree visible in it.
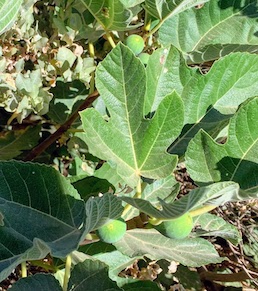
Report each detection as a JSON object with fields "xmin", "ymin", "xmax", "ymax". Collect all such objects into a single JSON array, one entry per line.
[
  {"xmin": 125, "ymin": 34, "xmax": 144, "ymax": 55},
  {"xmin": 96, "ymin": 218, "xmax": 126, "ymax": 243},
  {"xmin": 156, "ymin": 213, "xmax": 193, "ymax": 239}
]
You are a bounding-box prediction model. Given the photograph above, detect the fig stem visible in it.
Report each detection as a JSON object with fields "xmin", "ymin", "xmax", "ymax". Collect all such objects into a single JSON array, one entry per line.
[
  {"xmin": 105, "ymin": 30, "xmax": 116, "ymax": 48},
  {"xmin": 63, "ymin": 254, "xmax": 72, "ymax": 291}
]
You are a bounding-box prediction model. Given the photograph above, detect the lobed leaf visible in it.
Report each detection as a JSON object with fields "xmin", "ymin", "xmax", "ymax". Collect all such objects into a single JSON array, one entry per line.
[
  {"xmin": 159, "ymin": 0, "xmax": 258, "ymax": 62},
  {"xmin": 169, "ymin": 52, "xmax": 258, "ymax": 156},
  {"xmin": 80, "ymin": 43, "xmax": 184, "ymax": 187},
  {"xmin": 186, "ymin": 96, "xmax": 258, "ymax": 196},
  {"xmin": 114, "ymin": 228, "xmax": 224, "ymax": 267}
]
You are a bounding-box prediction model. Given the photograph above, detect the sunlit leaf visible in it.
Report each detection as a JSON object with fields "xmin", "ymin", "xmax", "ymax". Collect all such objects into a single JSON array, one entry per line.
[
  {"xmin": 193, "ymin": 213, "xmax": 241, "ymax": 245},
  {"xmin": 144, "ymin": 0, "xmax": 209, "ymax": 20},
  {"xmin": 79, "ymin": 0, "xmax": 132, "ymax": 31},
  {"xmin": 114, "ymin": 229, "xmax": 223, "ymax": 267},
  {"xmin": 159, "ymin": 0, "xmax": 258, "ymax": 62},
  {"xmin": 0, "ymin": 0, "xmax": 22, "ymax": 35},
  {"xmin": 144, "ymin": 46, "xmax": 196, "ymax": 114},
  {"xmin": 80, "ymin": 43, "xmax": 184, "ymax": 187},
  {"xmin": 186, "ymin": 96, "xmax": 258, "ymax": 196},
  {"xmin": 120, "ymin": 182, "xmax": 240, "ymax": 219},
  {"xmin": 169, "ymin": 52, "xmax": 258, "ymax": 156}
]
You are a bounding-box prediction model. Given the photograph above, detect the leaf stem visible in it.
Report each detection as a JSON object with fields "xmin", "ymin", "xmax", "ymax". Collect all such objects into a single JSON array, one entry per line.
[
  {"xmin": 105, "ymin": 30, "xmax": 116, "ymax": 48},
  {"xmin": 21, "ymin": 261, "xmax": 27, "ymax": 278},
  {"xmin": 190, "ymin": 205, "xmax": 217, "ymax": 217},
  {"xmin": 63, "ymin": 254, "xmax": 72, "ymax": 291},
  {"xmin": 122, "ymin": 179, "xmax": 142, "ymax": 218}
]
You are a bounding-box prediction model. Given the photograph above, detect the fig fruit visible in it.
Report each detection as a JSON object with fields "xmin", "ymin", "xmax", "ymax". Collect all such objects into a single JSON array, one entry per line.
[
  {"xmin": 156, "ymin": 213, "xmax": 193, "ymax": 239},
  {"xmin": 138, "ymin": 53, "xmax": 150, "ymax": 65},
  {"xmin": 96, "ymin": 218, "xmax": 126, "ymax": 243},
  {"xmin": 125, "ymin": 34, "xmax": 144, "ymax": 55}
]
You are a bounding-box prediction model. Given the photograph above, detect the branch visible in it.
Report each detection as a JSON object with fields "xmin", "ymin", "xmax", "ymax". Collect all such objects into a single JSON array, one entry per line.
[
  {"xmin": 24, "ymin": 90, "xmax": 99, "ymax": 161},
  {"xmin": 200, "ymin": 270, "xmax": 258, "ymax": 282}
]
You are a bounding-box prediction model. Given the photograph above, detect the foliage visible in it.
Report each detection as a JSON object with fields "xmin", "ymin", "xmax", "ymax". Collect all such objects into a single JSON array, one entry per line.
[{"xmin": 0, "ymin": 0, "xmax": 258, "ymax": 290}]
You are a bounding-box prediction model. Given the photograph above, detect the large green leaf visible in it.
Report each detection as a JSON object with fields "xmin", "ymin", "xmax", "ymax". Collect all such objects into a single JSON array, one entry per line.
[
  {"xmin": 144, "ymin": 0, "xmax": 209, "ymax": 20},
  {"xmin": 0, "ymin": 0, "xmax": 22, "ymax": 35},
  {"xmin": 169, "ymin": 52, "xmax": 258, "ymax": 156},
  {"xmin": 80, "ymin": 43, "xmax": 184, "ymax": 187},
  {"xmin": 0, "ymin": 161, "xmax": 85, "ymax": 282},
  {"xmin": 159, "ymin": 0, "xmax": 258, "ymax": 62},
  {"xmin": 79, "ymin": 0, "xmax": 132, "ymax": 31},
  {"xmin": 114, "ymin": 229, "xmax": 223, "ymax": 267},
  {"xmin": 185, "ymin": 96, "xmax": 258, "ymax": 196},
  {"xmin": 10, "ymin": 274, "xmax": 62, "ymax": 291}
]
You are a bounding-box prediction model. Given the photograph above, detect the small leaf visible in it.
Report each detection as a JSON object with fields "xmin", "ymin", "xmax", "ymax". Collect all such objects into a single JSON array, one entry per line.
[
  {"xmin": 94, "ymin": 250, "xmax": 139, "ymax": 286},
  {"xmin": 193, "ymin": 213, "xmax": 241, "ymax": 245},
  {"xmin": 48, "ymin": 80, "xmax": 89, "ymax": 123},
  {"xmin": 186, "ymin": 96, "xmax": 258, "ymax": 196},
  {"xmin": 114, "ymin": 229, "xmax": 223, "ymax": 267},
  {"xmin": 68, "ymin": 259, "xmax": 122, "ymax": 291},
  {"xmin": 0, "ymin": 0, "xmax": 23, "ymax": 35},
  {"xmin": 82, "ymin": 193, "xmax": 124, "ymax": 237},
  {"xmin": 0, "ymin": 126, "xmax": 40, "ymax": 160},
  {"xmin": 81, "ymin": 44, "xmax": 184, "ymax": 186},
  {"xmin": 10, "ymin": 274, "xmax": 62, "ymax": 291},
  {"xmin": 142, "ymin": 175, "xmax": 179, "ymax": 206}
]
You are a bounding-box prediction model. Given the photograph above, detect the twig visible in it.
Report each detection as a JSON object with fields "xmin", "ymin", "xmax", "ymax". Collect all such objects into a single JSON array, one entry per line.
[{"xmin": 24, "ymin": 90, "xmax": 99, "ymax": 161}]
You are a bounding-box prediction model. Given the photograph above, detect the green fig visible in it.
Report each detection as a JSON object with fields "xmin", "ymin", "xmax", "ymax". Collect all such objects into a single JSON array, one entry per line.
[
  {"xmin": 96, "ymin": 219, "xmax": 126, "ymax": 243},
  {"xmin": 156, "ymin": 213, "xmax": 193, "ymax": 239},
  {"xmin": 138, "ymin": 53, "xmax": 150, "ymax": 65},
  {"xmin": 125, "ymin": 34, "xmax": 144, "ymax": 55}
]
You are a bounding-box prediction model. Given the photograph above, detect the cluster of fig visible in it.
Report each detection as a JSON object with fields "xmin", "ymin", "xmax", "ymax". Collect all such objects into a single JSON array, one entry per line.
[
  {"xmin": 125, "ymin": 34, "xmax": 150, "ymax": 65},
  {"xmin": 96, "ymin": 212, "xmax": 193, "ymax": 244}
]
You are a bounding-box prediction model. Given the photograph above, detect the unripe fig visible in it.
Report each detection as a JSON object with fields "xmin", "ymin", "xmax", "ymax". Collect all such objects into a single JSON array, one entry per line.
[
  {"xmin": 138, "ymin": 53, "xmax": 150, "ymax": 65},
  {"xmin": 156, "ymin": 213, "xmax": 193, "ymax": 239},
  {"xmin": 125, "ymin": 34, "xmax": 144, "ymax": 55},
  {"xmin": 96, "ymin": 219, "xmax": 126, "ymax": 243}
]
